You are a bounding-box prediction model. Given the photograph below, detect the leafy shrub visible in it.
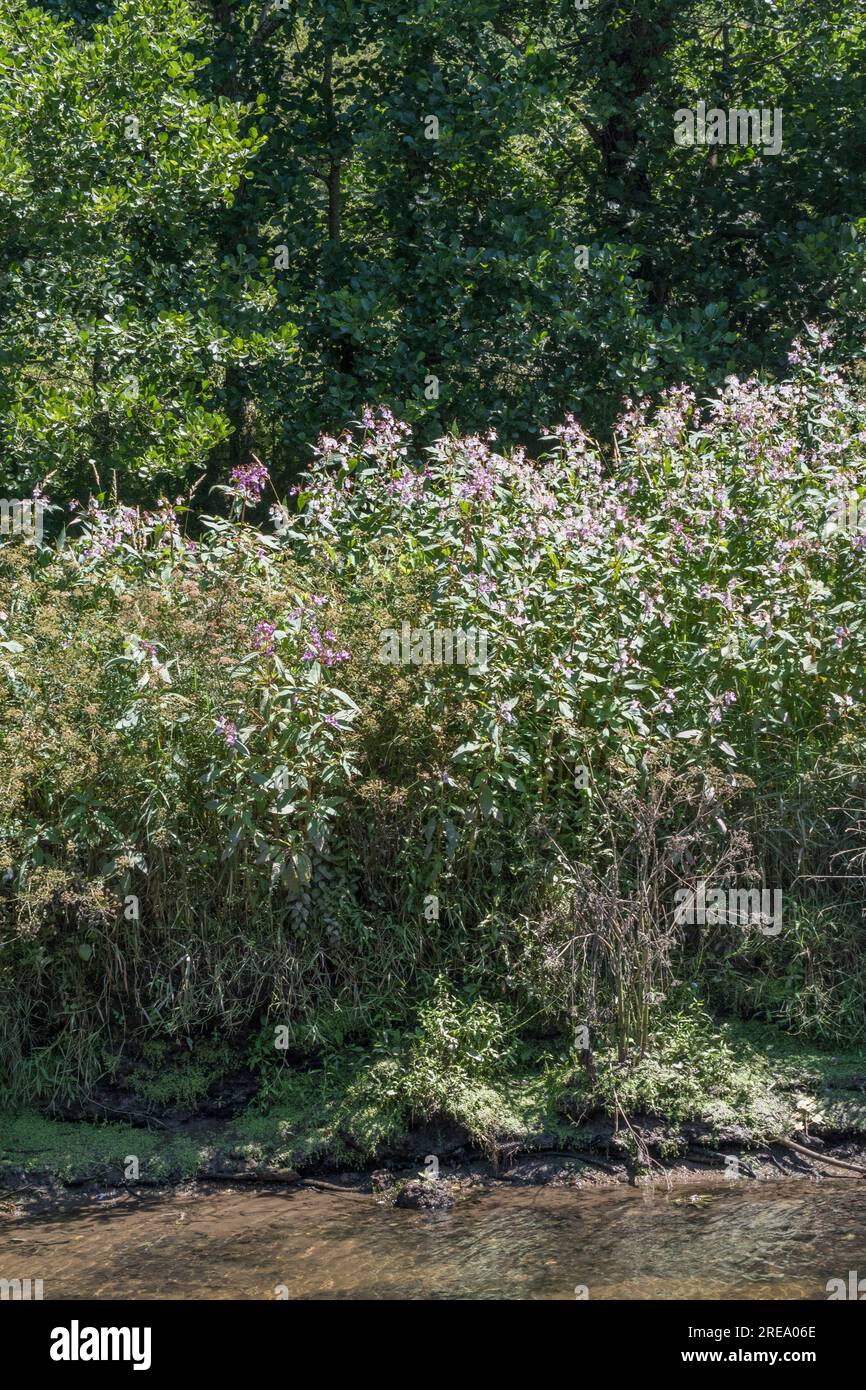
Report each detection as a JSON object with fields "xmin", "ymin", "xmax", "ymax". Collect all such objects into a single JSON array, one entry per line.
[{"xmin": 2, "ymin": 346, "xmax": 866, "ymax": 1105}]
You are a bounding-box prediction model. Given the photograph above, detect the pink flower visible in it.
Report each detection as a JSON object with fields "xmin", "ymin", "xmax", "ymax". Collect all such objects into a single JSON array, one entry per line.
[
  {"xmin": 215, "ymin": 716, "xmax": 238, "ymax": 747},
  {"xmin": 253, "ymin": 621, "xmax": 276, "ymax": 655},
  {"xmin": 229, "ymin": 458, "xmax": 269, "ymax": 504}
]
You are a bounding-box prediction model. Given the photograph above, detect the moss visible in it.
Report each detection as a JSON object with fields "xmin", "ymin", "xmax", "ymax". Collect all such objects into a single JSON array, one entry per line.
[
  {"xmin": 5, "ymin": 1014, "xmax": 866, "ymax": 1186},
  {"xmin": 722, "ymin": 1019, "xmax": 866, "ymax": 1089},
  {"xmin": 805, "ymin": 1093, "xmax": 866, "ymax": 1135},
  {"xmin": 0, "ymin": 1111, "xmax": 206, "ymax": 1184}
]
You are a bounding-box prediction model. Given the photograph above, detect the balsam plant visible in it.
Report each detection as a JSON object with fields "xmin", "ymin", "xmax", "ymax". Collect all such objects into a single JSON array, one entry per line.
[{"xmin": 1, "ymin": 344, "xmax": 866, "ymax": 1106}]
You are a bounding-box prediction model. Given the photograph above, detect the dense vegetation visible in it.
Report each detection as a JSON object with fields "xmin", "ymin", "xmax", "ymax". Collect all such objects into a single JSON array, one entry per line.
[
  {"xmin": 1, "ymin": 2, "xmax": 865, "ymax": 1159},
  {"xmin": 2, "ymin": 345, "xmax": 866, "ymax": 1138}
]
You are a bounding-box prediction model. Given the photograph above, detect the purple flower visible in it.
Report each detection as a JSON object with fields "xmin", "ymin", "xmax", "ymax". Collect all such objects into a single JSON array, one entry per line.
[
  {"xmin": 215, "ymin": 716, "xmax": 238, "ymax": 747},
  {"xmin": 229, "ymin": 458, "xmax": 269, "ymax": 504},
  {"xmin": 358, "ymin": 406, "xmax": 412, "ymax": 454},
  {"xmin": 708, "ymin": 690, "xmax": 737, "ymax": 724},
  {"xmin": 253, "ymin": 621, "xmax": 276, "ymax": 655},
  {"xmin": 301, "ymin": 623, "xmax": 351, "ymax": 667}
]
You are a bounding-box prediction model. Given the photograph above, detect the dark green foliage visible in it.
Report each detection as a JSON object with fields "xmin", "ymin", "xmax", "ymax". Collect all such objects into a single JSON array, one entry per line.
[{"xmin": 1, "ymin": 0, "xmax": 864, "ymax": 500}]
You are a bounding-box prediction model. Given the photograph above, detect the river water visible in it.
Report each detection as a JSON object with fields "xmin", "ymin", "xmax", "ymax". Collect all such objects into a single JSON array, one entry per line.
[{"xmin": 2, "ymin": 1179, "xmax": 865, "ymax": 1300}]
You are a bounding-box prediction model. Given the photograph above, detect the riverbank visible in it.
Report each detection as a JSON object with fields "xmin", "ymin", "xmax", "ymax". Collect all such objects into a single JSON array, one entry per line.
[
  {"xmin": 4, "ymin": 1016, "xmax": 866, "ymax": 1209},
  {"xmin": 4, "ymin": 1120, "xmax": 866, "ymax": 1219}
]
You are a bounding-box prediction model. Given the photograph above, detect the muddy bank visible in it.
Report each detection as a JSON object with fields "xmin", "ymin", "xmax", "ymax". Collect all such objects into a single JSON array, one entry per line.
[
  {"xmin": 7, "ymin": 1014, "xmax": 866, "ymax": 1211},
  {"xmin": 4, "ymin": 1110, "xmax": 866, "ymax": 1218}
]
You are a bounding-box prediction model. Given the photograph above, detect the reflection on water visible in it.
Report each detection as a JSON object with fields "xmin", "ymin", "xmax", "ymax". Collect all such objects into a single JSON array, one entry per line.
[{"xmin": 2, "ymin": 1180, "xmax": 865, "ymax": 1300}]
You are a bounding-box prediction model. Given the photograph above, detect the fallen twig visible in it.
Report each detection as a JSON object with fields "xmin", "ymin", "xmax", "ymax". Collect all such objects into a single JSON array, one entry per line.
[{"xmin": 778, "ymin": 1137, "xmax": 866, "ymax": 1177}]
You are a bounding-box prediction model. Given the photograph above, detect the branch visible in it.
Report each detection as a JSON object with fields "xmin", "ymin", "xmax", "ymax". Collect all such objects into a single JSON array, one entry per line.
[{"xmin": 252, "ymin": 1, "xmax": 283, "ymax": 50}]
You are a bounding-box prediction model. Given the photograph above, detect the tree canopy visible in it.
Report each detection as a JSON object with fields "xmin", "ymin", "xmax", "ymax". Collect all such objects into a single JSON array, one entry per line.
[{"xmin": 1, "ymin": 0, "xmax": 864, "ymax": 501}]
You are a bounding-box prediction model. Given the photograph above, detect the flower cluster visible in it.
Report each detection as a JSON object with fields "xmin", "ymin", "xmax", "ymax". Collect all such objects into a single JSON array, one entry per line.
[
  {"xmin": 230, "ymin": 459, "xmax": 269, "ymax": 504},
  {"xmin": 253, "ymin": 621, "xmax": 276, "ymax": 656},
  {"xmin": 708, "ymin": 690, "xmax": 738, "ymax": 724},
  {"xmin": 215, "ymin": 716, "xmax": 238, "ymax": 747},
  {"xmin": 301, "ymin": 626, "xmax": 350, "ymax": 668},
  {"xmin": 360, "ymin": 405, "xmax": 412, "ymax": 454}
]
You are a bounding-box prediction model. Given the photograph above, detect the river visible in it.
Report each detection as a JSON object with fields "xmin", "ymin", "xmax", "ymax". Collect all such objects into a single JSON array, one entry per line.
[{"xmin": 2, "ymin": 1179, "xmax": 865, "ymax": 1300}]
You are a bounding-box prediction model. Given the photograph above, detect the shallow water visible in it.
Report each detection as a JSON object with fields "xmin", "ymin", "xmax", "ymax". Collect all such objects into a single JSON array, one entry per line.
[{"xmin": 2, "ymin": 1179, "xmax": 865, "ymax": 1300}]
